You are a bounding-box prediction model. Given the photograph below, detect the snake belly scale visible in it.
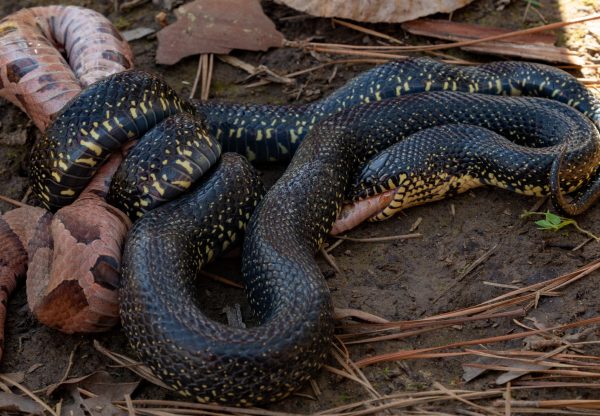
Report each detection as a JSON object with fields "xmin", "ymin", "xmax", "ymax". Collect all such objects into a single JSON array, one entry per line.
[{"xmin": 25, "ymin": 58, "xmax": 600, "ymax": 405}]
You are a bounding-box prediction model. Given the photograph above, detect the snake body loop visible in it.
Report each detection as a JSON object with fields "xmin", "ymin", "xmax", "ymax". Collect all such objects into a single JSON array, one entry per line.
[
  {"xmin": 194, "ymin": 58, "xmax": 600, "ymax": 163},
  {"xmin": 24, "ymin": 57, "xmax": 600, "ymax": 405},
  {"xmin": 125, "ymin": 92, "xmax": 598, "ymax": 405}
]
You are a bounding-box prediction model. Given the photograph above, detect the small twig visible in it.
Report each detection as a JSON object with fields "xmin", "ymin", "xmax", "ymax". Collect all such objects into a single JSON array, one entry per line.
[
  {"xmin": 198, "ymin": 270, "xmax": 243, "ymax": 288},
  {"xmin": 504, "ymin": 382, "xmax": 511, "ymax": 416},
  {"xmin": 297, "ymin": 13, "xmax": 600, "ymax": 55},
  {"xmin": 434, "ymin": 381, "xmax": 502, "ymax": 416},
  {"xmin": 0, "ymin": 194, "xmax": 28, "ymax": 208},
  {"xmin": 458, "ymin": 244, "xmax": 498, "ymax": 280},
  {"xmin": 334, "ymin": 307, "xmax": 389, "ymax": 323},
  {"xmin": 432, "ymin": 244, "xmax": 498, "ymax": 304},
  {"xmin": 124, "ymin": 394, "xmax": 135, "ymax": 416},
  {"xmin": 93, "ymin": 341, "xmax": 173, "ymax": 391},
  {"xmin": 20, "ymin": 187, "xmax": 31, "ymax": 203},
  {"xmin": 573, "ymin": 237, "xmax": 594, "ymax": 251},
  {"xmin": 309, "ymin": 379, "xmax": 321, "ymax": 398},
  {"xmin": 244, "ymin": 58, "xmax": 389, "ymax": 89},
  {"xmin": 324, "ymin": 238, "xmax": 345, "ymax": 254},
  {"xmin": 119, "ymin": 0, "xmax": 149, "ymax": 12},
  {"xmin": 201, "ymin": 54, "xmax": 214, "ymax": 101},
  {"xmin": 59, "ymin": 343, "xmax": 80, "ymax": 384},
  {"xmin": 409, "ymin": 217, "xmax": 422, "ymax": 232},
  {"xmin": 190, "ymin": 55, "xmax": 203, "ymax": 100},
  {"xmin": 334, "ymin": 233, "xmax": 421, "ymax": 243},
  {"xmin": 320, "ymin": 247, "xmax": 341, "ymax": 274},
  {"xmin": 332, "ymin": 18, "xmax": 404, "ymax": 45}
]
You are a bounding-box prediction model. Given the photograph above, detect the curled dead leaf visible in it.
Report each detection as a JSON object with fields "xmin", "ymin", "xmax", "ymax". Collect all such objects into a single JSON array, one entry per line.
[
  {"xmin": 0, "ymin": 392, "xmax": 44, "ymax": 415},
  {"xmin": 274, "ymin": 0, "xmax": 475, "ymax": 23},
  {"xmin": 46, "ymin": 370, "xmax": 139, "ymax": 398},
  {"xmin": 156, "ymin": 0, "xmax": 284, "ymax": 65}
]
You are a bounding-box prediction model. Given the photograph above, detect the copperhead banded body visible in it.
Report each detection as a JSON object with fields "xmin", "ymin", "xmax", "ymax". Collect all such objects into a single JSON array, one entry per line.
[{"xmin": 0, "ymin": 5, "xmax": 133, "ymax": 358}]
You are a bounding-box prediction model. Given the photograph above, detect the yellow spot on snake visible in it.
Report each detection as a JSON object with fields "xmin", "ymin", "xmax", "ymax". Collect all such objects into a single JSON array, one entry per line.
[
  {"xmin": 152, "ymin": 182, "xmax": 165, "ymax": 196},
  {"xmin": 80, "ymin": 128, "xmax": 88, "ymax": 136},
  {"xmin": 102, "ymin": 120, "xmax": 112, "ymax": 131},
  {"xmin": 81, "ymin": 140, "xmax": 102, "ymax": 156},
  {"xmin": 75, "ymin": 157, "xmax": 97, "ymax": 167},
  {"xmin": 177, "ymin": 147, "xmax": 192, "ymax": 157},
  {"xmin": 90, "ymin": 130, "xmax": 100, "ymax": 140},
  {"xmin": 51, "ymin": 172, "xmax": 61, "ymax": 182},
  {"xmin": 425, "ymin": 81, "xmax": 432, "ymax": 91},
  {"xmin": 176, "ymin": 159, "xmax": 194, "ymax": 174},
  {"xmin": 130, "ymin": 108, "xmax": 138, "ymax": 118},
  {"xmin": 58, "ymin": 160, "xmax": 68, "ymax": 171},
  {"xmin": 60, "ymin": 188, "xmax": 75, "ymax": 196},
  {"xmin": 256, "ymin": 130, "xmax": 263, "ymax": 141},
  {"xmin": 172, "ymin": 180, "xmax": 191, "ymax": 188},
  {"xmin": 290, "ymin": 130, "xmax": 298, "ymax": 143},
  {"xmin": 140, "ymin": 102, "xmax": 148, "ymax": 113}
]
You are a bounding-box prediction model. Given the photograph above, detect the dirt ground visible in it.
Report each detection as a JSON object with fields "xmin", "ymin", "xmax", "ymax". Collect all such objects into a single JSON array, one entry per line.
[{"xmin": 1, "ymin": 0, "xmax": 600, "ymax": 414}]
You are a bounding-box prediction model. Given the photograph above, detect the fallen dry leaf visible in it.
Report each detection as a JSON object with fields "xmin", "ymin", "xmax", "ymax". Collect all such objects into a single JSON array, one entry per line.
[
  {"xmin": 46, "ymin": 370, "xmax": 139, "ymax": 398},
  {"xmin": 0, "ymin": 391, "xmax": 44, "ymax": 415},
  {"xmin": 274, "ymin": 0, "xmax": 474, "ymax": 23},
  {"xmin": 46, "ymin": 371, "xmax": 139, "ymax": 416},
  {"xmin": 156, "ymin": 0, "xmax": 284, "ymax": 65}
]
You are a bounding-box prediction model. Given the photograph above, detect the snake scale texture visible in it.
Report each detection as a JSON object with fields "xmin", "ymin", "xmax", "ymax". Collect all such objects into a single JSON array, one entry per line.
[{"xmin": 1, "ymin": 7, "xmax": 599, "ymax": 405}]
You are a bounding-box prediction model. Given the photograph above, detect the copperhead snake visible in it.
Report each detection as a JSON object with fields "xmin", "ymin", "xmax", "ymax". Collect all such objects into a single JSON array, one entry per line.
[{"xmin": 0, "ymin": 5, "xmax": 133, "ymax": 358}]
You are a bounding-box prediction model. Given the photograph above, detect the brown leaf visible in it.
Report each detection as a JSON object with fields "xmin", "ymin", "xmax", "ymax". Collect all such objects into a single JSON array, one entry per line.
[
  {"xmin": 0, "ymin": 392, "xmax": 44, "ymax": 415},
  {"xmin": 156, "ymin": 0, "xmax": 284, "ymax": 65},
  {"xmin": 46, "ymin": 371, "xmax": 138, "ymax": 399},
  {"xmin": 274, "ymin": 0, "xmax": 474, "ymax": 23}
]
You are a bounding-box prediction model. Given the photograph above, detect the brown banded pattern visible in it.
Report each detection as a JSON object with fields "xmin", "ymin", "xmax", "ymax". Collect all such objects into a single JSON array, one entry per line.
[{"xmin": 0, "ymin": 6, "xmax": 133, "ymax": 131}]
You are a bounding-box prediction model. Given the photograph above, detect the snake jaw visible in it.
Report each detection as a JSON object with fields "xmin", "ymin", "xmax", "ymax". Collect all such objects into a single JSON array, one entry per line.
[{"xmin": 331, "ymin": 189, "xmax": 396, "ymax": 235}]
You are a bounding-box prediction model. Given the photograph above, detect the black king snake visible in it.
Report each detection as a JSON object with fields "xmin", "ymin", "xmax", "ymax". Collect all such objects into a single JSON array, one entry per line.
[{"xmin": 10, "ymin": 22, "xmax": 600, "ymax": 406}]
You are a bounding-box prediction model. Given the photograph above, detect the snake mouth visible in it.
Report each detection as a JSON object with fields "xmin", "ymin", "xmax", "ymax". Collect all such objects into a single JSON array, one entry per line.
[{"xmin": 330, "ymin": 189, "xmax": 396, "ymax": 235}]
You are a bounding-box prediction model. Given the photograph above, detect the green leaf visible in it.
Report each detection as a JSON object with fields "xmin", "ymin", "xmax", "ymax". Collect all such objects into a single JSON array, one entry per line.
[
  {"xmin": 535, "ymin": 219, "xmax": 554, "ymax": 230},
  {"xmin": 545, "ymin": 212, "xmax": 562, "ymax": 226}
]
